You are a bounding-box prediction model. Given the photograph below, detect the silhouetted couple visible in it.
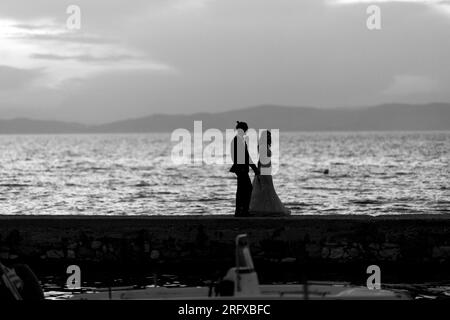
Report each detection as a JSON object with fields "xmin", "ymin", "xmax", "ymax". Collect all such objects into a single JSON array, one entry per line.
[{"xmin": 230, "ymin": 121, "xmax": 290, "ymax": 217}]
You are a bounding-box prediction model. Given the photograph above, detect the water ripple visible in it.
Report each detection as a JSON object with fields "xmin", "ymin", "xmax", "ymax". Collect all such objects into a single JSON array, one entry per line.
[{"xmin": 0, "ymin": 132, "xmax": 449, "ymax": 216}]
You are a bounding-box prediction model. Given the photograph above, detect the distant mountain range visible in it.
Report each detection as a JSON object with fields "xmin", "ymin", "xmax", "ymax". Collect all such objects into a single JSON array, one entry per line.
[{"xmin": 1, "ymin": 103, "xmax": 449, "ymax": 134}]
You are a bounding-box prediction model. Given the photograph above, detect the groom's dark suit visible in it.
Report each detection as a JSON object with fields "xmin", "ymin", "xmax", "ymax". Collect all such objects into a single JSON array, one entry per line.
[{"xmin": 230, "ymin": 135, "xmax": 259, "ymax": 216}]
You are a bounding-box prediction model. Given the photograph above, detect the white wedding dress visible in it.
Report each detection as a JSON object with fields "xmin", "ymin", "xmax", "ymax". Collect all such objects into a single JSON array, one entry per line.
[{"xmin": 248, "ymin": 132, "xmax": 291, "ymax": 217}]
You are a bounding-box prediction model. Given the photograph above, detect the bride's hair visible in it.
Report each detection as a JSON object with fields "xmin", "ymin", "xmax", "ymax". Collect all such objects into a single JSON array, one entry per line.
[
  {"xmin": 258, "ymin": 130, "xmax": 272, "ymax": 168},
  {"xmin": 259, "ymin": 130, "xmax": 271, "ymax": 148}
]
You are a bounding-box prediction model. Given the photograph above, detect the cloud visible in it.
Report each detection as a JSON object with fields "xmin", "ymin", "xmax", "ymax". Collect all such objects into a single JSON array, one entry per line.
[
  {"xmin": 7, "ymin": 20, "xmax": 116, "ymax": 44},
  {"xmin": 31, "ymin": 53, "xmax": 140, "ymax": 63},
  {"xmin": 333, "ymin": 0, "xmax": 445, "ymax": 2},
  {"xmin": 171, "ymin": 0, "xmax": 215, "ymax": 11},
  {"xmin": 0, "ymin": 0, "xmax": 215, "ymax": 22},
  {"xmin": 12, "ymin": 23, "xmax": 50, "ymax": 30},
  {"xmin": 0, "ymin": 18, "xmax": 175, "ymax": 88},
  {"xmin": 331, "ymin": 0, "xmax": 448, "ymax": 4},
  {"xmin": 1, "ymin": 0, "xmax": 449, "ymax": 122},
  {"xmin": 382, "ymin": 75, "xmax": 438, "ymax": 96},
  {"xmin": 0, "ymin": 65, "xmax": 43, "ymax": 91},
  {"xmin": 11, "ymin": 32, "xmax": 115, "ymax": 44}
]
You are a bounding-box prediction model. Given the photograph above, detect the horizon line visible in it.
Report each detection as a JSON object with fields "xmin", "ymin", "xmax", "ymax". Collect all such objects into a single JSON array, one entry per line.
[{"xmin": 1, "ymin": 101, "xmax": 449, "ymax": 126}]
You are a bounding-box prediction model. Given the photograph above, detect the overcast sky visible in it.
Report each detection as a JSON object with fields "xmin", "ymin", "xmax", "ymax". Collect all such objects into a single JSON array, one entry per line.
[{"xmin": 0, "ymin": 0, "xmax": 449, "ymax": 124}]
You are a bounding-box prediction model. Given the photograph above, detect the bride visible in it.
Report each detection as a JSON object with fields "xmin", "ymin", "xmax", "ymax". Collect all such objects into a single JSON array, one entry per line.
[{"xmin": 249, "ymin": 130, "xmax": 291, "ymax": 216}]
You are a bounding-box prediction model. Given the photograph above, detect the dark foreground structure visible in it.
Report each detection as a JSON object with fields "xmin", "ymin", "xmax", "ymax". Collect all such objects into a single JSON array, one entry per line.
[{"xmin": 1, "ymin": 215, "xmax": 449, "ymax": 288}]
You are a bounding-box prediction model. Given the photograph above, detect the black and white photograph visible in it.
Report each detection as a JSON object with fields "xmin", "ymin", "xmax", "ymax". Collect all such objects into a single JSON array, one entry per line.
[{"xmin": 0, "ymin": 0, "xmax": 450, "ymax": 314}]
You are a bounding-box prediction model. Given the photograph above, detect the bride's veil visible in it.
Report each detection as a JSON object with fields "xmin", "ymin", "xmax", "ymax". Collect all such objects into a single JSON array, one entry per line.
[{"xmin": 258, "ymin": 130, "xmax": 271, "ymax": 175}]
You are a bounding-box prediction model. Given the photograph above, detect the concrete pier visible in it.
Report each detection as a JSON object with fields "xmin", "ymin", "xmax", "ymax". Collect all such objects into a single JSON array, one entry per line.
[{"xmin": 1, "ymin": 215, "xmax": 450, "ymax": 285}]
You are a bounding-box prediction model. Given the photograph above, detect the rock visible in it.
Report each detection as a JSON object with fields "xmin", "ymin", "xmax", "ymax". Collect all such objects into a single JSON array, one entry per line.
[
  {"xmin": 379, "ymin": 248, "xmax": 400, "ymax": 261},
  {"xmin": 91, "ymin": 240, "xmax": 102, "ymax": 250},
  {"xmin": 95, "ymin": 250, "xmax": 103, "ymax": 259},
  {"xmin": 432, "ymin": 246, "xmax": 450, "ymax": 259},
  {"xmin": 180, "ymin": 250, "xmax": 191, "ymax": 257},
  {"xmin": 46, "ymin": 249, "xmax": 64, "ymax": 259},
  {"xmin": 104, "ymin": 252, "xmax": 117, "ymax": 261},
  {"xmin": 281, "ymin": 257, "xmax": 296, "ymax": 263},
  {"xmin": 18, "ymin": 245, "xmax": 39, "ymax": 256},
  {"xmin": 305, "ymin": 244, "xmax": 322, "ymax": 259},
  {"xmin": 368, "ymin": 243, "xmax": 381, "ymax": 257},
  {"xmin": 78, "ymin": 246, "xmax": 94, "ymax": 258},
  {"xmin": 330, "ymin": 247, "xmax": 345, "ymax": 259},
  {"xmin": 348, "ymin": 247, "xmax": 360, "ymax": 258},
  {"xmin": 6, "ymin": 230, "xmax": 21, "ymax": 245},
  {"xmin": 150, "ymin": 249, "xmax": 160, "ymax": 260},
  {"xmin": 67, "ymin": 242, "xmax": 78, "ymax": 250},
  {"xmin": 67, "ymin": 249, "xmax": 76, "ymax": 259},
  {"xmin": 321, "ymin": 247, "xmax": 330, "ymax": 259}
]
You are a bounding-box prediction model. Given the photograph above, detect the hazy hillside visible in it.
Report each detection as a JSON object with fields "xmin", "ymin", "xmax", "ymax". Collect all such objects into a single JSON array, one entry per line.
[
  {"xmin": 87, "ymin": 103, "xmax": 450, "ymax": 132},
  {"xmin": 1, "ymin": 103, "xmax": 449, "ymax": 133},
  {"xmin": 0, "ymin": 118, "xmax": 87, "ymax": 134}
]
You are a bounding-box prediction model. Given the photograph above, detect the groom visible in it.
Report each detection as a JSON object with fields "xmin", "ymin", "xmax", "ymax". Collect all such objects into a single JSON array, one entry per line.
[{"xmin": 230, "ymin": 121, "xmax": 260, "ymax": 217}]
